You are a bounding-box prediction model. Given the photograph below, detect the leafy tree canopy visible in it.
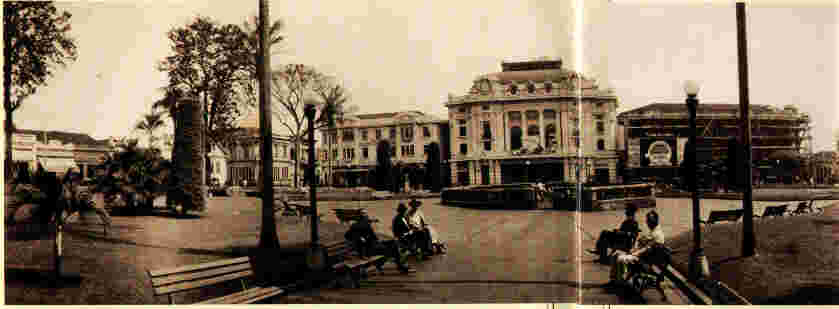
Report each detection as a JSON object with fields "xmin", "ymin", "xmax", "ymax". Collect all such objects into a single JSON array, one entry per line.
[{"xmin": 4, "ymin": 1, "xmax": 77, "ymax": 112}]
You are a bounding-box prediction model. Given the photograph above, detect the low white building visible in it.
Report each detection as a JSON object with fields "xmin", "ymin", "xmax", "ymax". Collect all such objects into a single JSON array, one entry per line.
[{"xmin": 10, "ymin": 130, "xmax": 113, "ymax": 178}]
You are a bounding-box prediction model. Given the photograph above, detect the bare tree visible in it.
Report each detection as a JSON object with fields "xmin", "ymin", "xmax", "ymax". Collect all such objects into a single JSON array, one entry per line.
[{"xmin": 271, "ymin": 64, "xmax": 350, "ymax": 188}]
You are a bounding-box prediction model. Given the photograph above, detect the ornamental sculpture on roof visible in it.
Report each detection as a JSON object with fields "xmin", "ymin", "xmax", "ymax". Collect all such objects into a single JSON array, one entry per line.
[{"xmin": 451, "ymin": 58, "xmax": 610, "ymax": 103}]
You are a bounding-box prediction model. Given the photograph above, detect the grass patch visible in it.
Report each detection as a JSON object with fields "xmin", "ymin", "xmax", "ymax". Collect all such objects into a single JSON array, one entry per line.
[{"xmin": 666, "ymin": 203, "xmax": 839, "ymax": 304}]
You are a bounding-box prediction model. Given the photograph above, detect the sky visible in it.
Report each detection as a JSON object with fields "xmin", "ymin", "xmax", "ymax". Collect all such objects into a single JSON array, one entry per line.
[
  {"xmin": 585, "ymin": 0, "xmax": 839, "ymax": 152},
  {"xmin": 11, "ymin": 0, "xmax": 838, "ymax": 152}
]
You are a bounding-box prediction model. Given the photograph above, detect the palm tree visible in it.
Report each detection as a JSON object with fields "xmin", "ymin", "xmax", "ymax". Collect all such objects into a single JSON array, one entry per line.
[{"xmin": 135, "ymin": 112, "xmax": 165, "ymax": 150}]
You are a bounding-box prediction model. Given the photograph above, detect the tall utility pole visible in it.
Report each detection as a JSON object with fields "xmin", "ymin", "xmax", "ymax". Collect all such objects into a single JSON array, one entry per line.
[
  {"xmin": 736, "ymin": 1, "xmax": 756, "ymax": 257},
  {"xmin": 257, "ymin": 0, "xmax": 279, "ymax": 250}
]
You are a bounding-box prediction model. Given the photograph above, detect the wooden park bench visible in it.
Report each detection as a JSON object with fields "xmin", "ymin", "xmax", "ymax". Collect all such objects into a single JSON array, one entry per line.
[
  {"xmin": 791, "ymin": 200, "xmax": 820, "ymax": 216},
  {"xmin": 324, "ymin": 240, "xmax": 389, "ymax": 288},
  {"xmin": 147, "ymin": 256, "xmax": 284, "ymax": 304},
  {"xmin": 700, "ymin": 209, "xmax": 744, "ymax": 225},
  {"xmin": 275, "ymin": 200, "xmax": 322, "ymax": 222},
  {"xmin": 332, "ymin": 208, "xmax": 370, "ymax": 224},
  {"xmin": 755, "ymin": 204, "xmax": 788, "ymax": 219},
  {"xmin": 627, "ymin": 244, "xmax": 674, "ymax": 302}
]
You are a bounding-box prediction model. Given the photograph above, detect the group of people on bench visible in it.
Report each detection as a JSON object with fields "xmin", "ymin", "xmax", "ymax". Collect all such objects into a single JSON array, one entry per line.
[
  {"xmin": 343, "ymin": 198, "xmax": 444, "ymax": 274},
  {"xmin": 589, "ymin": 204, "xmax": 667, "ymax": 286}
]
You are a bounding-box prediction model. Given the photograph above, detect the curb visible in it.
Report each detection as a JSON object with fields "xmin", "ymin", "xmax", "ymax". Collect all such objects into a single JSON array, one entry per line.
[
  {"xmin": 667, "ymin": 260, "xmax": 752, "ymax": 305},
  {"xmin": 655, "ymin": 264, "xmax": 713, "ymax": 305}
]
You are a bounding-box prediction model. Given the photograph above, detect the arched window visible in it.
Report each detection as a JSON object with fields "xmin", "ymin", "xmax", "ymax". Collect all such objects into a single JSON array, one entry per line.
[
  {"xmin": 544, "ymin": 82, "xmax": 553, "ymax": 93},
  {"xmin": 511, "ymin": 126, "xmax": 523, "ymax": 150},
  {"xmin": 527, "ymin": 125, "xmax": 540, "ymax": 136},
  {"xmin": 597, "ymin": 139, "xmax": 605, "ymax": 151},
  {"xmin": 509, "ymin": 84, "xmax": 518, "ymax": 95},
  {"xmin": 527, "ymin": 83, "xmax": 535, "ymax": 93}
]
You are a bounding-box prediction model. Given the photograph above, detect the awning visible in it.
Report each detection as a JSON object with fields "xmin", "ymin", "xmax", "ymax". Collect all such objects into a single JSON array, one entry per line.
[
  {"xmin": 37, "ymin": 157, "xmax": 78, "ymax": 173},
  {"xmin": 13, "ymin": 150, "xmax": 35, "ymax": 162}
]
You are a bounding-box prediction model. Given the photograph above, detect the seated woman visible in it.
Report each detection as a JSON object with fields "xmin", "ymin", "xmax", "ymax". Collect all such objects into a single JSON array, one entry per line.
[
  {"xmin": 608, "ymin": 210, "xmax": 664, "ymax": 286},
  {"xmin": 407, "ymin": 198, "xmax": 435, "ymax": 257},
  {"xmin": 589, "ymin": 204, "xmax": 641, "ymax": 264}
]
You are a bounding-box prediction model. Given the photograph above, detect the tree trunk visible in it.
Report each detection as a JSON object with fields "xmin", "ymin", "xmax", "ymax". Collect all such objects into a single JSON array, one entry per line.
[
  {"xmin": 4, "ymin": 27, "xmax": 14, "ymax": 183},
  {"xmin": 293, "ymin": 140, "xmax": 299, "ymax": 188},
  {"xmin": 257, "ymin": 0, "xmax": 280, "ymax": 251},
  {"xmin": 5, "ymin": 109, "xmax": 13, "ymax": 183}
]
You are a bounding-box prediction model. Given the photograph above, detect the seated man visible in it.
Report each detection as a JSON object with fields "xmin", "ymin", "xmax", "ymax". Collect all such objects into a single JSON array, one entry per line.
[
  {"xmin": 608, "ymin": 210, "xmax": 665, "ymax": 286},
  {"xmin": 342, "ymin": 212, "xmax": 414, "ymax": 274},
  {"xmin": 589, "ymin": 204, "xmax": 641, "ymax": 264},
  {"xmin": 344, "ymin": 215, "xmax": 379, "ymax": 257}
]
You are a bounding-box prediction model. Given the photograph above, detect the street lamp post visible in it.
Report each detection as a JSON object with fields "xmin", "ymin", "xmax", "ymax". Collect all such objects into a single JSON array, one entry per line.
[
  {"xmin": 304, "ymin": 103, "xmax": 326, "ymax": 271},
  {"xmin": 685, "ymin": 80, "xmax": 710, "ymax": 280},
  {"xmin": 525, "ymin": 160, "xmax": 531, "ymax": 183}
]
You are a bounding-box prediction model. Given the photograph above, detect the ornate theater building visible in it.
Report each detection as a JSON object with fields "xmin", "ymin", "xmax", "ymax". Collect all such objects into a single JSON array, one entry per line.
[{"xmin": 444, "ymin": 58, "xmax": 620, "ymax": 186}]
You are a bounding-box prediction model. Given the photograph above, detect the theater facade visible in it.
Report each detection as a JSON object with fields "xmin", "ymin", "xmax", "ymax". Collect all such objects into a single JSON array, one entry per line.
[{"xmin": 445, "ymin": 59, "xmax": 620, "ymax": 186}]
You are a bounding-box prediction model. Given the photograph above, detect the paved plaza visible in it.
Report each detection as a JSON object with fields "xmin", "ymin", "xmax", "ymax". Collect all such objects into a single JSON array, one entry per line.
[
  {"xmin": 6, "ymin": 197, "xmax": 580, "ymax": 304},
  {"xmin": 6, "ymin": 192, "xmax": 837, "ymax": 304}
]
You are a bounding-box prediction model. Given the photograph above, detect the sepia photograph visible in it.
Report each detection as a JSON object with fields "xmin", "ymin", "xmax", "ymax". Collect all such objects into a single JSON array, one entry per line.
[{"xmin": 3, "ymin": 0, "xmax": 838, "ymax": 306}]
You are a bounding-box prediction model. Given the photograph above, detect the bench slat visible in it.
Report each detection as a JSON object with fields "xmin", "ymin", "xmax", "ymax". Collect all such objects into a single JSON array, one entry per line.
[
  {"xmin": 153, "ymin": 270, "xmax": 253, "ymax": 296},
  {"xmin": 703, "ymin": 209, "xmax": 744, "ymax": 224},
  {"xmin": 149, "ymin": 256, "xmax": 250, "ymax": 277},
  {"xmin": 196, "ymin": 286, "xmax": 284, "ymax": 305},
  {"xmin": 333, "ymin": 255, "xmax": 386, "ymax": 270},
  {"xmin": 151, "ymin": 263, "xmax": 252, "ymax": 287}
]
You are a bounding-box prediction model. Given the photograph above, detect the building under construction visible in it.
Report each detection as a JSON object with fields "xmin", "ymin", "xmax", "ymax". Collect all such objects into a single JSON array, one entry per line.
[{"xmin": 617, "ymin": 103, "xmax": 811, "ymax": 186}]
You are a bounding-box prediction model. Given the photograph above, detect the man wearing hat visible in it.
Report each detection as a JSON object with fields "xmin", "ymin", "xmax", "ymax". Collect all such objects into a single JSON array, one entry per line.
[
  {"xmin": 407, "ymin": 198, "xmax": 435, "ymax": 257},
  {"xmin": 342, "ymin": 210, "xmax": 414, "ymax": 274},
  {"xmin": 589, "ymin": 203, "xmax": 641, "ymax": 264},
  {"xmin": 391, "ymin": 203, "xmax": 418, "ymax": 272}
]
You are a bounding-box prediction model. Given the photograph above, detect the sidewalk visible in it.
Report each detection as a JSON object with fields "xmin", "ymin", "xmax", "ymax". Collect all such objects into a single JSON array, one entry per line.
[{"xmin": 666, "ymin": 202, "xmax": 839, "ymax": 305}]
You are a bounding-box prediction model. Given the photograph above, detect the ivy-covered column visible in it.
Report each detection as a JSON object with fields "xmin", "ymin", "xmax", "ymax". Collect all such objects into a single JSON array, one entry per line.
[{"xmin": 171, "ymin": 97, "xmax": 206, "ymax": 213}]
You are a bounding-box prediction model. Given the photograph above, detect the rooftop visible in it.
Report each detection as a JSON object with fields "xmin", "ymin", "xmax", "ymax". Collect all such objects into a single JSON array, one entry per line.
[
  {"xmin": 619, "ymin": 103, "xmax": 806, "ymax": 117},
  {"xmin": 16, "ymin": 129, "xmax": 111, "ymax": 147}
]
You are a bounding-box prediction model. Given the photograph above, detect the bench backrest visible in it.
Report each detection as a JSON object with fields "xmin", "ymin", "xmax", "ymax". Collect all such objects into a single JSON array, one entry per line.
[
  {"xmin": 333, "ymin": 209, "xmax": 367, "ymax": 221},
  {"xmin": 325, "ymin": 241, "xmax": 354, "ymax": 262},
  {"xmin": 148, "ymin": 257, "xmax": 252, "ymax": 297},
  {"xmin": 762, "ymin": 205, "xmax": 787, "ymax": 217},
  {"xmin": 708, "ymin": 209, "xmax": 744, "ymax": 223}
]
